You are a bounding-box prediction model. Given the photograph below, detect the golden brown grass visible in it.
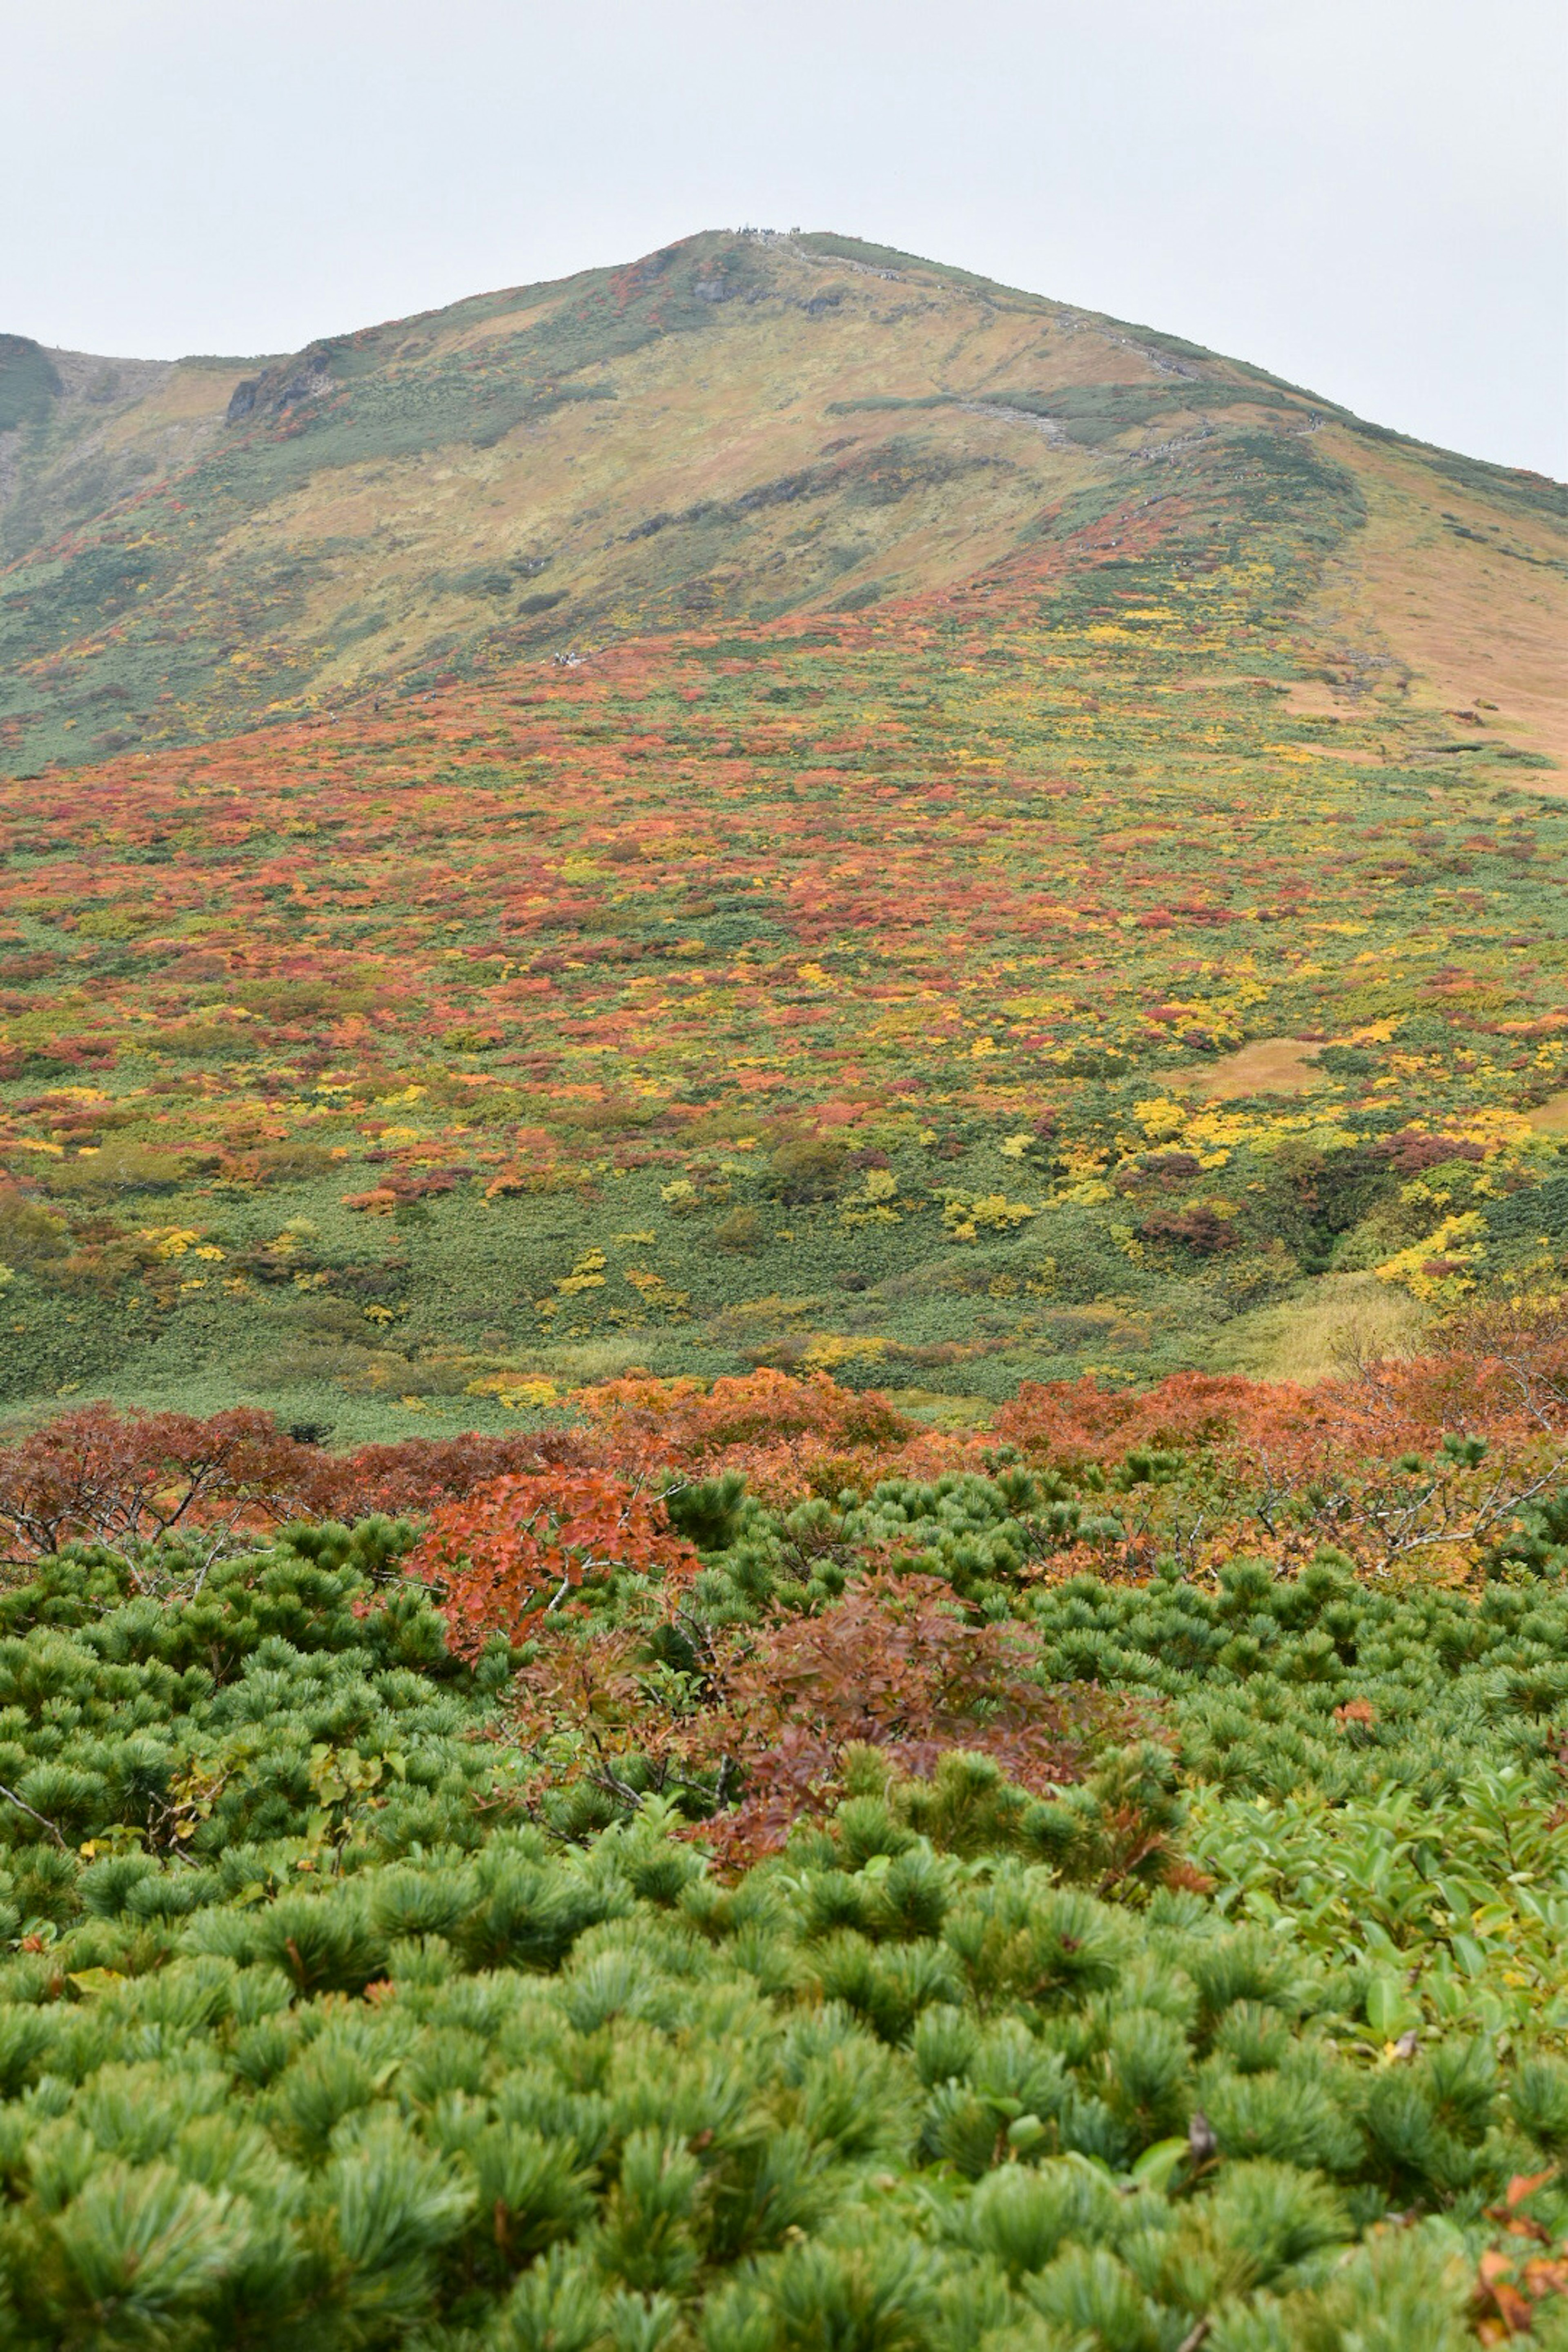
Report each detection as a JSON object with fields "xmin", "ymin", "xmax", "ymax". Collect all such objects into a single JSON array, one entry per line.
[
  {"xmin": 1296, "ymin": 433, "xmax": 1568, "ymax": 782},
  {"xmin": 1203, "ymin": 1273, "xmax": 1429, "ymax": 1385},
  {"xmin": 1528, "ymin": 1087, "xmax": 1568, "ymax": 1136},
  {"xmin": 1171, "ymin": 1038, "xmax": 1326, "ymax": 1099}
]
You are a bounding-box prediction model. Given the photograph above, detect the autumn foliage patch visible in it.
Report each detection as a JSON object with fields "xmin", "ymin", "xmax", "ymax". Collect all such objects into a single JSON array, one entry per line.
[
  {"xmin": 2, "ymin": 434, "xmax": 1562, "ymax": 1432},
  {"xmin": 510, "ymin": 1573, "xmax": 1143, "ymax": 1866},
  {"xmin": 3, "ymin": 1310, "xmax": 1564, "ymax": 1586},
  {"xmin": 0, "ymin": 1402, "xmax": 587, "ymax": 1566},
  {"xmin": 411, "ymin": 1467, "xmax": 699, "ymax": 1657}
]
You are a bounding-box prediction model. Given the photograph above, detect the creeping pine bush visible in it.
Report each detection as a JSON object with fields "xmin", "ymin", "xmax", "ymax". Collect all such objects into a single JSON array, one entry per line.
[{"xmin": 0, "ymin": 1495, "xmax": 1564, "ymax": 2345}]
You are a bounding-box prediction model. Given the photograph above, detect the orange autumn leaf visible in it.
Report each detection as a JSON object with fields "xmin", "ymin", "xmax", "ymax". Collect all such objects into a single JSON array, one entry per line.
[{"xmin": 1507, "ymin": 2169, "xmax": 1560, "ymax": 2210}]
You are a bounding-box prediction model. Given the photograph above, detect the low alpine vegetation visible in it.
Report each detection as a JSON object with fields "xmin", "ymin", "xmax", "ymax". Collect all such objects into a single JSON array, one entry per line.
[{"xmin": 0, "ymin": 1375, "xmax": 1564, "ymax": 2346}]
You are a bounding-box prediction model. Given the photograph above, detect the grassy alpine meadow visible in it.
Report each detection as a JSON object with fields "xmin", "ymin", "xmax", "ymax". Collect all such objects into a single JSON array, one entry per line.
[{"xmin": 1, "ymin": 464, "xmax": 1566, "ymax": 1436}]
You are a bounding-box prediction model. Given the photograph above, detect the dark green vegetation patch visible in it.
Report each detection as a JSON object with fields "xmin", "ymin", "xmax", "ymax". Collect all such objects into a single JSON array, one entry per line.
[{"xmin": 0, "ymin": 1477, "xmax": 1563, "ymax": 2347}]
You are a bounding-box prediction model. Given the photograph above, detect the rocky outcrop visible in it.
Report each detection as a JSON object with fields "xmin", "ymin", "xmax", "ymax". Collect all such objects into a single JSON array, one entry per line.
[{"xmin": 227, "ymin": 345, "xmax": 334, "ymax": 424}]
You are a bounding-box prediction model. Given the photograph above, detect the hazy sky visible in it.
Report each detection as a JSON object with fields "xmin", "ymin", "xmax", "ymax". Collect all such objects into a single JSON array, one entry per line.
[{"xmin": 5, "ymin": 0, "xmax": 1565, "ymax": 476}]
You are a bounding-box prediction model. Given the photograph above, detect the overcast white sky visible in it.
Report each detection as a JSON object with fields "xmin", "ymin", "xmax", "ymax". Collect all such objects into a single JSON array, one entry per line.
[{"xmin": 4, "ymin": 0, "xmax": 1565, "ymax": 475}]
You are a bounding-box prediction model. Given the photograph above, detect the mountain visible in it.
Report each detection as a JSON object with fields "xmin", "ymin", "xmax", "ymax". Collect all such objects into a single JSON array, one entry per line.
[
  {"xmin": 2, "ymin": 230, "xmax": 1563, "ymax": 773},
  {"xmin": 0, "ymin": 232, "xmax": 1565, "ymax": 1439}
]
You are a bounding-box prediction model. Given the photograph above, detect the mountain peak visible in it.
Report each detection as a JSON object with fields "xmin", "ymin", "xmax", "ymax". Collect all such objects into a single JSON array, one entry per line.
[{"xmin": 0, "ymin": 231, "xmax": 1561, "ymax": 778}]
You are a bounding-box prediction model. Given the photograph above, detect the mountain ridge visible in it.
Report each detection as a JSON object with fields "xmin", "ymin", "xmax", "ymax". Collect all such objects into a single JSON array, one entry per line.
[{"xmin": 2, "ymin": 229, "xmax": 1562, "ymax": 780}]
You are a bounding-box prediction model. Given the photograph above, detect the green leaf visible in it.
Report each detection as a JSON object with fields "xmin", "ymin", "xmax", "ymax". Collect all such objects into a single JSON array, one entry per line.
[
  {"xmin": 66, "ymin": 1967, "xmax": 124, "ymax": 1996},
  {"xmin": 1365, "ymin": 1975, "xmax": 1419, "ymax": 2038},
  {"xmin": 1130, "ymin": 2137, "xmax": 1189, "ymax": 2192}
]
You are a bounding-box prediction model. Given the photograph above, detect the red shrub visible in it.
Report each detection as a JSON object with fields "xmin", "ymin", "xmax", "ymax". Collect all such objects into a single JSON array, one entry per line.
[
  {"xmin": 571, "ymin": 1368, "xmax": 944, "ymax": 1505},
  {"xmin": 576, "ymin": 1367, "xmax": 914, "ymax": 1461},
  {"xmin": 409, "ymin": 1468, "xmax": 699, "ymax": 1657},
  {"xmin": 1376, "ymin": 1131, "xmax": 1487, "ymax": 1176},
  {"xmin": 0, "ymin": 1403, "xmax": 311, "ymax": 1561},
  {"xmin": 510, "ymin": 1573, "xmax": 1133, "ymax": 1863},
  {"xmin": 994, "ymin": 1370, "xmax": 1281, "ymax": 1473},
  {"xmin": 1137, "ymin": 1205, "xmax": 1237, "ymax": 1255},
  {"xmin": 0, "ymin": 1408, "xmax": 590, "ymax": 1565},
  {"xmin": 301, "ymin": 1428, "xmax": 591, "ymax": 1523}
]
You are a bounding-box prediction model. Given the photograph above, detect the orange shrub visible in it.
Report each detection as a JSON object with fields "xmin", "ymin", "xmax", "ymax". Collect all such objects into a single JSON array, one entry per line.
[{"xmin": 409, "ymin": 1468, "xmax": 699, "ymax": 1657}]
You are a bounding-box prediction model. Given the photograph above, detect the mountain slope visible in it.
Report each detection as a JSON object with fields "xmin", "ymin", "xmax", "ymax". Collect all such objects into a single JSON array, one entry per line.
[
  {"xmin": 2, "ymin": 230, "xmax": 1562, "ymax": 776},
  {"xmin": 0, "ymin": 233, "xmax": 1565, "ymax": 1437}
]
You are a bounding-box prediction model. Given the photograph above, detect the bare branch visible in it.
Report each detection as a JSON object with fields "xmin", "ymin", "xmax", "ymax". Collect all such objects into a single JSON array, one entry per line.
[{"xmin": 0, "ymin": 1782, "xmax": 65, "ymax": 1848}]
